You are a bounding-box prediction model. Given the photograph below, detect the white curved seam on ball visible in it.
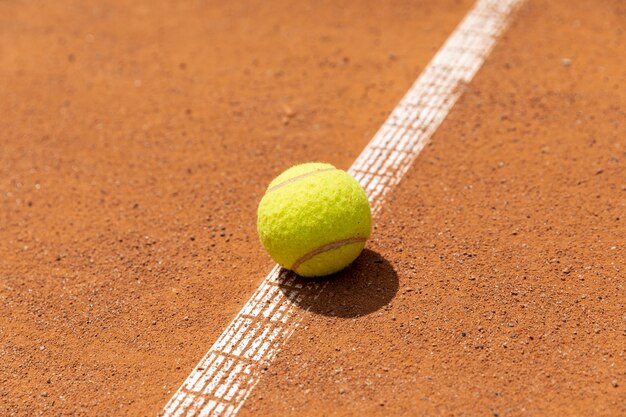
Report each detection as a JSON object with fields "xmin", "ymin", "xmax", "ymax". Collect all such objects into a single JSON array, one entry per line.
[
  {"xmin": 290, "ymin": 237, "xmax": 367, "ymax": 272},
  {"xmin": 265, "ymin": 167, "xmax": 337, "ymax": 193}
]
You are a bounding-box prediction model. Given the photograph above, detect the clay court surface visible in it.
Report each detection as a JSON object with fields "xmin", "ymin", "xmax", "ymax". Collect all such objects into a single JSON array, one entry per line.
[{"xmin": 1, "ymin": 0, "xmax": 624, "ymax": 416}]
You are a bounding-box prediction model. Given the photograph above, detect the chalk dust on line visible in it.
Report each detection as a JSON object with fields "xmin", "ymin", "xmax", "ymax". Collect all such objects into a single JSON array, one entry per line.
[{"xmin": 161, "ymin": 1, "xmax": 526, "ymax": 416}]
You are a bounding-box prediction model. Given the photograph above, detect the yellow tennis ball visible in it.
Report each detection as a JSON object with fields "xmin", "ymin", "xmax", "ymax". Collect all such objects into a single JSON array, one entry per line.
[{"xmin": 257, "ymin": 162, "xmax": 372, "ymax": 277}]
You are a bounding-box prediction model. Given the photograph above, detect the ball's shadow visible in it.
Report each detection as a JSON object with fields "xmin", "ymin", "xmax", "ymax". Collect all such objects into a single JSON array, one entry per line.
[{"xmin": 278, "ymin": 249, "xmax": 398, "ymax": 318}]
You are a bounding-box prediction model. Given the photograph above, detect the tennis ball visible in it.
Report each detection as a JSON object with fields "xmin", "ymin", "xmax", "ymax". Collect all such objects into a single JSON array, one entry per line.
[{"xmin": 257, "ymin": 162, "xmax": 371, "ymax": 277}]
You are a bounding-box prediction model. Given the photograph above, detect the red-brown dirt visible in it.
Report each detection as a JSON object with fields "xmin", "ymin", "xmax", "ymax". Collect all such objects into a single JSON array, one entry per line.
[
  {"xmin": 242, "ymin": 1, "xmax": 626, "ymax": 416},
  {"xmin": 1, "ymin": 0, "xmax": 623, "ymax": 416}
]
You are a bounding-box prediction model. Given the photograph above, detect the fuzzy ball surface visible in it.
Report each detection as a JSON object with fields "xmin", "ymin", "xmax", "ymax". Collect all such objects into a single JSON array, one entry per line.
[{"xmin": 257, "ymin": 162, "xmax": 372, "ymax": 277}]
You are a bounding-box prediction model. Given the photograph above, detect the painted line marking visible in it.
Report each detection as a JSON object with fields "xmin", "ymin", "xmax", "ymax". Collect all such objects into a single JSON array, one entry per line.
[{"xmin": 160, "ymin": 1, "xmax": 525, "ymax": 415}]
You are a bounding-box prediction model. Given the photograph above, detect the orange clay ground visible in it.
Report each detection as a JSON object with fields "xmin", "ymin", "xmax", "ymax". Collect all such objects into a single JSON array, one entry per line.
[{"xmin": 0, "ymin": 1, "xmax": 624, "ymax": 416}]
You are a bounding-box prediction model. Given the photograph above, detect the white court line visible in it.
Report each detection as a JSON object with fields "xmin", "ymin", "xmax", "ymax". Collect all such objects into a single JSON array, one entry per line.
[{"xmin": 160, "ymin": 1, "xmax": 525, "ymax": 416}]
